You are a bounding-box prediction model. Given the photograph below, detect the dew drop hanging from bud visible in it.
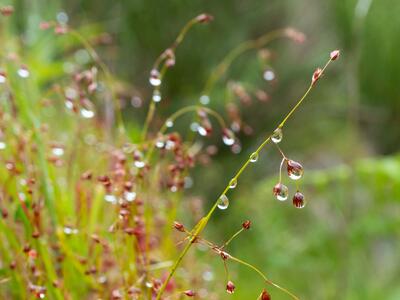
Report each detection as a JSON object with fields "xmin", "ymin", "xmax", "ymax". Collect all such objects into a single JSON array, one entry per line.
[
  {"xmin": 149, "ymin": 69, "xmax": 161, "ymax": 86},
  {"xmin": 17, "ymin": 66, "xmax": 30, "ymax": 78},
  {"xmin": 222, "ymin": 128, "xmax": 235, "ymax": 146},
  {"xmin": 287, "ymin": 160, "xmax": 304, "ymax": 180},
  {"xmin": 249, "ymin": 152, "xmax": 258, "ymax": 162},
  {"xmin": 229, "ymin": 178, "xmax": 237, "ymax": 189},
  {"xmin": 217, "ymin": 195, "xmax": 229, "ymax": 210},
  {"xmin": 273, "ymin": 183, "xmax": 288, "ymax": 201},
  {"xmin": 263, "ymin": 68, "xmax": 275, "ymax": 81},
  {"xmin": 292, "ymin": 191, "xmax": 306, "ymax": 208},
  {"xmin": 152, "ymin": 90, "xmax": 162, "ymax": 103},
  {"xmin": 271, "ymin": 127, "xmax": 282, "ymax": 144}
]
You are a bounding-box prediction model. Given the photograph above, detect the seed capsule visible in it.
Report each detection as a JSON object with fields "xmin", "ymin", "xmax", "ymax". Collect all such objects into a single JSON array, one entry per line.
[
  {"xmin": 287, "ymin": 160, "xmax": 304, "ymax": 180},
  {"xmin": 292, "ymin": 191, "xmax": 306, "ymax": 208},
  {"xmin": 217, "ymin": 195, "xmax": 229, "ymax": 210},
  {"xmin": 273, "ymin": 183, "xmax": 288, "ymax": 201}
]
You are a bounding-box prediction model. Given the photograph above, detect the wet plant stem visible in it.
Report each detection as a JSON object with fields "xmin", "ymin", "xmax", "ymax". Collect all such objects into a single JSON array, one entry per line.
[{"xmin": 156, "ymin": 57, "xmax": 335, "ymax": 300}]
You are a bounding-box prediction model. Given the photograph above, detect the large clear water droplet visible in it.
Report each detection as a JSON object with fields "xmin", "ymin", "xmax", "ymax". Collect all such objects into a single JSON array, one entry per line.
[
  {"xmin": 287, "ymin": 160, "xmax": 304, "ymax": 180},
  {"xmin": 249, "ymin": 152, "xmax": 258, "ymax": 162},
  {"xmin": 149, "ymin": 69, "xmax": 161, "ymax": 86},
  {"xmin": 152, "ymin": 90, "xmax": 162, "ymax": 103},
  {"xmin": 217, "ymin": 195, "xmax": 229, "ymax": 210},
  {"xmin": 229, "ymin": 178, "xmax": 237, "ymax": 189},
  {"xmin": 273, "ymin": 183, "xmax": 288, "ymax": 201},
  {"xmin": 292, "ymin": 191, "xmax": 306, "ymax": 208},
  {"xmin": 271, "ymin": 127, "xmax": 283, "ymax": 144}
]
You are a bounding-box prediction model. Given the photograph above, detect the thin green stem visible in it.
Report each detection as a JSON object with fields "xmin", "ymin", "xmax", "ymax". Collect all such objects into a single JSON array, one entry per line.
[
  {"xmin": 221, "ymin": 228, "xmax": 244, "ymax": 249},
  {"xmin": 229, "ymin": 255, "xmax": 299, "ymax": 300},
  {"xmin": 156, "ymin": 54, "xmax": 337, "ymax": 300},
  {"xmin": 202, "ymin": 28, "xmax": 295, "ymax": 97}
]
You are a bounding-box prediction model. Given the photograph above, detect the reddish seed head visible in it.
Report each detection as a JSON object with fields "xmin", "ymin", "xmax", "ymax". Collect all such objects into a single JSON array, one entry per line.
[
  {"xmin": 261, "ymin": 289, "xmax": 271, "ymax": 300},
  {"xmin": 173, "ymin": 221, "xmax": 185, "ymax": 232},
  {"xmin": 292, "ymin": 191, "xmax": 306, "ymax": 208},
  {"xmin": 312, "ymin": 68, "xmax": 322, "ymax": 85},
  {"xmin": 330, "ymin": 50, "xmax": 340, "ymax": 61},
  {"xmin": 196, "ymin": 13, "xmax": 214, "ymax": 23},
  {"xmin": 226, "ymin": 281, "xmax": 235, "ymax": 294},
  {"xmin": 242, "ymin": 220, "xmax": 251, "ymax": 230},
  {"xmin": 220, "ymin": 250, "xmax": 230, "ymax": 260},
  {"xmin": 183, "ymin": 290, "xmax": 196, "ymax": 297}
]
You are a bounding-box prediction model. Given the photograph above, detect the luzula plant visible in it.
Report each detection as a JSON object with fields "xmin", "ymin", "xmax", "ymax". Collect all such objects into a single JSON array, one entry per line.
[{"xmin": 0, "ymin": 6, "xmax": 340, "ymax": 300}]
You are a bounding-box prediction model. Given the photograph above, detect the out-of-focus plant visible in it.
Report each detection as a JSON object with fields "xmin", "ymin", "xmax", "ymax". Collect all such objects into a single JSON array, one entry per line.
[{"xmin": 0, "ymin": 5, "xmax": 340, "ymax": 300}]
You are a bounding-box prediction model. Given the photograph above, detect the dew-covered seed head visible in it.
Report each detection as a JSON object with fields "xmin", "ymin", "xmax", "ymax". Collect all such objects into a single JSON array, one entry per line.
[
  {"xmin": 292, "ymin": 191, "xmax": 306, "ymax": 208},
  {"xmin": 226, "ymin": 281, "xmax": 235, "ymax": 294},
  {"xmin": 330, "ymin": 49, "xmax": 340, "ymax": 61},
  {"xmin": 287, "ymin": 159, "xmax": 304, "ymax": 180},
  {"xmin": 273, "ymin": 183, "xmax": 289, "ymax": 201}
]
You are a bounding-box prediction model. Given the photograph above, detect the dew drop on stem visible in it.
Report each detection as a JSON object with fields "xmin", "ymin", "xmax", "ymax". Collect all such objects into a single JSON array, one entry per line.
[
  {"xmin": 271, "ymin": 127, "xmax": 283, "ymax": 144},
  {"xmin": 217, "ymin": 195, "xmax": 229, "ymax": 210},
  {"xmin": 165, "ymin": 119, "xmax": 174, "ymax": 128},
  {"xmin": 152, "ymin": 90, "xmax": 162, "ymax": 102},
  {"xmin": 229, "ymin": 178, "xmax": 237, "ymax": 189},
  {"xmin": 249, "ymin": 152, "xmax": 258, "ymax": 162},
  {"xmin": 292, "ymin": 191, "xmax": 306, "ymax": 208}
]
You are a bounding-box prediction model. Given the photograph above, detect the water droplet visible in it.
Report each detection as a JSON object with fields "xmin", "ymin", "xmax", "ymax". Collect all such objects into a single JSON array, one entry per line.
[
  {"xmin": 104, "ymin": 194, "xmax": 117, "ymax": 204},
  {"xmin": 287, "ymin": 160, "xmax": 304, "ymax": 180},
  {"xmin": 17, "ymin": 66, "xmax": 30, "ymax": 78},
  {"xmin": 56, "ymin": 11, "xmax": 69, "ymax": 24},
  {"xmin": 229, "ymin": 178, "xmax": 237, "ymax": 189},
  {"xmin": 80, "ymin": 108, "xmax": 95, "ymax": 119},
  {"xmin": 155, "ymin": 140, "xmax": 165, "ymax": 148},
  {"xmin": 134, "ymin": 160, "xmax": 145, "ymax": 168},
  {"xmin": 292, "ymin": 191, "xmax": 306, "ymax": 208},
  {"xmin": 0, "ymin": 141, "xmax": 6, "ymax": 150},
  {"xmin": 0, "ymin": 72, "xmax": 6, "ymax": 83},
  {"xmin": 190, "ymin": 122, "xmax": 199, "ymax": 132},
  {"xmin": 271, "ymin": 127, "xmax": 283, "ymax": 144},
  {"xmin": 217, "ymin": 195, "xmax": 229, "ymax": 210},
  {"xmin": 199, "ymin": 95, "xmax": 210, "ymax": 105},
  {"xmin": 249, "ymin": 152, "xmax": 258, "ymax": 162},
  {"xmin": 152, "ymin": 90, "xmax": 162, "ymax": 102},
  {"xmin": 222, "ymin": 128, "xmax": 235, "ymax": 146},
  {"xmin": 65, "ymin": 99, "xmax": 74, "ymax": 110},
  {"xmin": 273, "ymin": 183, "xmax": 288, "ymax": 201},
  {"xmin": 149, "ymin": 69, "xmax": 161, "ymax": 86},
  {"xmin": 52, "ymin": 146, "xmax": 64, "ymax": 156},
  {"xmin": 124, "ymin": 191, "xmax": 136, "ymax": 202},
  {"xmin": 202, "ymin": 270, "xmax": 214, "ymax": 281},
  {"xmin": 197, "ymin": 126, "xmax": 208, "ymax": 136},
  {"xmin": 263, "ymin": 69, "xmax": 275, "ymax": 81},
  {"xmin": 165, "ymin": 119, "xmax": 174, "ymax": 128}
]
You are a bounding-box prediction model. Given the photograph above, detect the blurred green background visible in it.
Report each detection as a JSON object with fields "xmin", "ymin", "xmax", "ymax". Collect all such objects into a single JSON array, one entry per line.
[{"xmin": 2, "ymin": 0, "xmax": 400, "ymax": 299}]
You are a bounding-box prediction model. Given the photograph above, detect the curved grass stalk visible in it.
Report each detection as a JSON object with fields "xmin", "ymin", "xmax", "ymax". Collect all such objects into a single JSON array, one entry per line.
[
  {"xmin": 229, "ymin": 255, "xmax": 299, "ymax": 300},
  {"xmin": 69, "ymin": 30, "xmax": 126, "ymax": 136},
  {"xmin": 156, "ymin": 55, "xmax": 337, "ymax": 300},
  {"xmin": 141, "ymin": 15, "xmax": 212, "ymax": 141},
  {"xmin": 201, "ymin": 27, "xmax": 303, "ymax": 97}
]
